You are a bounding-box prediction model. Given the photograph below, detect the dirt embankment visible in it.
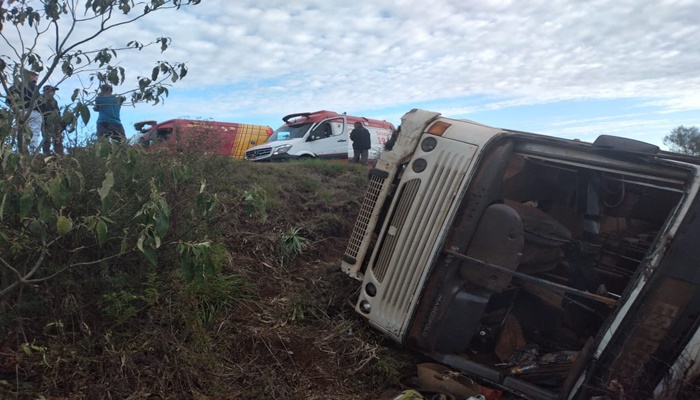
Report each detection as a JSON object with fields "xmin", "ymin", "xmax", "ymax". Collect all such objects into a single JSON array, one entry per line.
[{"xmin": 1, "ymin": 160, "xmax": 418, "ymax": 400}]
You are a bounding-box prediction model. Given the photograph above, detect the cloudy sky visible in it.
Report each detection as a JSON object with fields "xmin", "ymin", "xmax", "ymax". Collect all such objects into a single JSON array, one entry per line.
[{"xmin": 3, "ymin": 0, "xmax": 699, "ymax": 147}]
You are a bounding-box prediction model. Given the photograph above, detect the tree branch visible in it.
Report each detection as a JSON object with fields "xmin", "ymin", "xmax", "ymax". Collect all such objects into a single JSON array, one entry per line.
[
  {"xmin": 0, "ymin": 256, "xmax": 23, "ymax": 280},
  {"xmin": 25, "ymin": 250, "xmax": 132, "ymax": 284},
  {"xmin": 0, "ymin": 238, "xmax": 47, "ymax": 299}
]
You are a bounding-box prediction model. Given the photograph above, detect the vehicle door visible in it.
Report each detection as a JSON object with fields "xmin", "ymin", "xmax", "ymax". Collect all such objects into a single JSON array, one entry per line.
[
  {"xmin": 143, "ymin": 122, "xmax": 176, "ymax": 152},
  {"xmin": 306, "ymin": 116, "xmax": 348, "ymax": 159}
]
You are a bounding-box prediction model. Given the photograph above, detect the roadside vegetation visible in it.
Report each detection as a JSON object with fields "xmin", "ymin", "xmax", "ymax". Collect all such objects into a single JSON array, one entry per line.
[{"xmin": 0, "ymin": 144, "xmax": 413, "ymax": 399}]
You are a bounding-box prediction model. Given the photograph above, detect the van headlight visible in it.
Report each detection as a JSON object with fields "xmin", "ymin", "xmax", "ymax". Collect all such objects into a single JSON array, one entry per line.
[{"xmin": 273, "ymin": 144, "xmax": 293, "ymax": 155}]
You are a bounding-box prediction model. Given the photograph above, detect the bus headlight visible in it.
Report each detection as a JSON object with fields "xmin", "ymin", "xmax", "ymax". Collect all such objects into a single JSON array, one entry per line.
[
  {"xmin": 412, "ymin": 158, "xmax": 427, "ymax": 173},
  {"xmin": 365, "ymin": 283, "xmax": 377, "ymax": 297},
  {"xmin": 359, "ymin": 300, "xmax": 371, "ymax": 314},
  {"xmin": 421, "ymin": 137, "xmax": 437, "ymax": 152}
]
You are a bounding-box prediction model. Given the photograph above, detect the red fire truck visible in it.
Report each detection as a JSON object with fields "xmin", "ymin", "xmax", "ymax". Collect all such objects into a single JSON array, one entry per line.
[{"xmin": 132, "ymin": 119, "xmax": 273, "ymax": 159}]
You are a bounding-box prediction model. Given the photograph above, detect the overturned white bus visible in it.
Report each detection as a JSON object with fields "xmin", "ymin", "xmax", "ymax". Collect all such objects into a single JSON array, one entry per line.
[{"xmin": 341, "ymin": 109, "xmax": 700, "ymax": 400}]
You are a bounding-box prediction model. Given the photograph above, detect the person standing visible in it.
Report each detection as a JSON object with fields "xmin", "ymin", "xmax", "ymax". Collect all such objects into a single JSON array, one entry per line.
[
  {"xmin": 94, "ymin": 84, "xmax": 125, "ymax": 141},
  {"xmin": 350, "ymin": 121, "xmax": 371, "ymax": 165},
  {"xmin": 6, "ymin": 70, "xmax": 42, "ymax": 152},
  {"xmin": 38, "ymin": 85, "xmax": 64, "ymax": 155}
]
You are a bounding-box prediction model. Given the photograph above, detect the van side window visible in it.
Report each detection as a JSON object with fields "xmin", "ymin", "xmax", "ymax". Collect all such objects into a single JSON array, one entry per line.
[{"xmin": 309, "ymin": 123, "xmax": 332, "ymax": 141}]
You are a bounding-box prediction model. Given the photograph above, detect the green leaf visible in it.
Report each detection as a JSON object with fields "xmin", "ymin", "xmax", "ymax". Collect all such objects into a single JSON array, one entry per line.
[
  {"xmin": 68, "ymin": 170, "xmax": 86, "ymax": 194},
  {"xmin": 61, "ymin": 60, "xmax": 74, "ymax": 76},
  {"xmin": 19, "ymin": 187, "xmax": 34, "ymax": 218},
  {"xmin": 36, "ymin": 195, "xmax": 51, "ymax": 222},
  {"xmin": 75, "ymin": 102, "xmax": 90, "ymax": 125},
  {"xmin": 154, "ymin": 211, "xmax": 169, "ymax": 237},
  {"xmin": 141, "ymin": 246, "xmax": 157, "ymax": 266},
  {"xmin": 96, "ymin": 139, "xmax": 110, "ymax": 158},
  {"xmin": 0, "ymin": 193, "xmax": 6, "ymax": 222},
  {"xmin": 120, "ymin": 235, "xmax": 129, "ymax": 253},
  {"xmin": 137, "ymin": 235, "xmax": 145, "ymax": 253},
  {"xmin": 56, "ymin": 216, "xmax": 73, "ymax": 236},
  {"xmin": 49, "ymin": 176, "xmax": 71, "ymax": 208},
  {"xmin": 29, "ymin": 220, "xmax": 44, "ymax": 238},
  {"xmin": 96, "ymin": 220, "xmax": 107, "ymax": 245},
  {"xmin": 179, "ymin": 258, "xmax": 194, "ymax": 282},
  {"xmin": 97, "ymin": 171, "xmax": 114, "ymax": 201}
]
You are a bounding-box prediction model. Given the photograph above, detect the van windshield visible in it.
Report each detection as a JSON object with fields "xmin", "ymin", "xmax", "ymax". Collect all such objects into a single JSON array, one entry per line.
[
  {"xmin": 266, "ymin": 123, "xmax": 311, "ymax": 143},
  {"xmin": 129, "ymin": 130, "xmax": 147, "ymax": 146}
]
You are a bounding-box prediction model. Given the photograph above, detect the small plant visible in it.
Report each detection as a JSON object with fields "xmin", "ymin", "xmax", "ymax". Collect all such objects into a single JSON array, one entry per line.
[
  {"xmin": 242, "ymin": 185, "xmax": 269, "ymax": 222},
  {"xmin": 317, "ymin": 190, "xmax": 333, "ymax": 203},
  {"xmin": 288, "ymin": 292, "xmax": 325, "ymax": 323},
  {"xmin": 176, "ymin": 240, "xmax": 217, "ymax": 283},
  {"xmin": 299, "ymin": 177, "xmax": 319, "ymax": 192},
  {"xmin": 21, "ymin": 342, "xmax": 51, "ymax": 368},
  {"xmin": 102, "ymin": 290, "xmax": 144, "ymax": 324},
  {"xmin": 278, "ymin": 226, "xmax": 309, "ymax": 262},
  {"xmin": 185, "ymin": 273, "xmax": 252, "ymax": 327}
]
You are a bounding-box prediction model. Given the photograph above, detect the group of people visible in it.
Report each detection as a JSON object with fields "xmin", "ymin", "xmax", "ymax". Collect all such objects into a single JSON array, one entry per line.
[
  {"xmin": 4, "ymin": 70, "xmax": 60, "ymax": 153},
  {"xmin": 5, "ymin": 70, "xmax": 125, "ymax": 154}
]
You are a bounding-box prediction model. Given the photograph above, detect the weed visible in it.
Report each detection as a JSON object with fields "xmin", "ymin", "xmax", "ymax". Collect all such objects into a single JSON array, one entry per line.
[
  {"xmin": 299, "ymin": 177, "xmax": 320, "ymax": 192},
  {"xmin": 177, "ymin": 240, "xmax": 216, "ymax": 283},
  {"xmin": 317, "ymin": 190, "xmax": 333, "ymax": 203},
  {"xmin": 300, "ymin": 158, "xmax": 349, "ymax": 177},
  {"xmin": 374, "ymin": 356, "xmax": 401, "ymax": 377},
  {"xmin": 242, "ymin": 185, "xmax": 269, "ymax": 222},
  {"xmin": 278, "ymin": 226, "xmax": 309, "ymax": 262},
  {"xmin": 185, "ymin": 273, "xmax": 252, "ymax": 327},
  {"xmin": 102, "ymin": 290, "xmax": 144, "ymax": 324},
  {"xmin": 288, "ymin": 291, "xmax": 325, "ymax": 323}
]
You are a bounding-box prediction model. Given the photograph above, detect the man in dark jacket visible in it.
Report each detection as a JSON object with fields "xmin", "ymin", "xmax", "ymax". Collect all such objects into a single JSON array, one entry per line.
[
  {"xmin": 350, "ymin": 121, "xmax": 371, "ymax": 165},
  {"xmin": 38, "ymin": 85, "xmax": 64, "ymax": 154}
]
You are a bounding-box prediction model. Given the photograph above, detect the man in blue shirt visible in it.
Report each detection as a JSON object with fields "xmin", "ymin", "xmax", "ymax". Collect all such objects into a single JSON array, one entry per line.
[{"xmin": 94, "ymin": 84, "xmax": 125, "ymax": 141}]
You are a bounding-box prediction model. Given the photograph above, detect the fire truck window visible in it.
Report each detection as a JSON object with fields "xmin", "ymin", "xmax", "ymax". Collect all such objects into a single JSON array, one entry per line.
[{"xmin": 157, "ymin": 128, "xmax": 173, "ymax": 142}]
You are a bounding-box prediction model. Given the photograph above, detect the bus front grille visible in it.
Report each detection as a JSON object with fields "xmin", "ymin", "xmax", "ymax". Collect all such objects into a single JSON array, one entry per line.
[
  {"xmin": 344, "ymin": 172, "xmax": 388, "ymax": 263},
  {"xmin": 370, "ymin": 148, "xmax": 475, "ymax": 334}
]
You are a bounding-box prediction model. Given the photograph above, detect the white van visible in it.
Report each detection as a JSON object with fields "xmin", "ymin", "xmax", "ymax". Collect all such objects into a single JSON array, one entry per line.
[{"xmin": 244, "ymin": 110, "xmax": 395, "ymax": 161}]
